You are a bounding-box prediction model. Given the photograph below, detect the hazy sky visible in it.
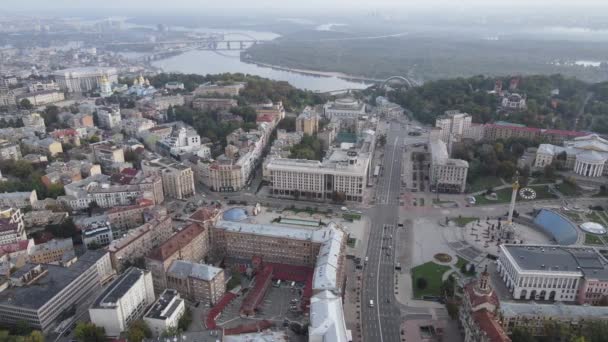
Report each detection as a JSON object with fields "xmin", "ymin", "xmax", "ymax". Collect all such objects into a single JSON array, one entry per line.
[{"xmin": 1, "ymin": 0, "xmax": 607, "ymax": 11}]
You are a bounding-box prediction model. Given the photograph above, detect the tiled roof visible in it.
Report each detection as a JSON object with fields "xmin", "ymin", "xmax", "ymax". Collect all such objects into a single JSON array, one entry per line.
[
  {"xmin": 147, "ymin": 223, "xmax": 205, "ymax": 261},
  {"xmin": 473, "ymin": 309, "xmax": 511, "ymax": 342}
]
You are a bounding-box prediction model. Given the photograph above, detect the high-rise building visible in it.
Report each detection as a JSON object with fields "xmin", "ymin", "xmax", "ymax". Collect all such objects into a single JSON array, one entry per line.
[
  {"xmin": 142, "ymin": 158, "xmax": 195, "ymax": 200},
  {"xmin": 434, "ymin": 110, "xmax": 472, "ymax": 145},
  {"xmin": 296, "ymin": 107, "xmax": 320, "ymax": 136},
  {"xmin": 428, "ymin": 135, "xmax": 468, "ymax": 193}
]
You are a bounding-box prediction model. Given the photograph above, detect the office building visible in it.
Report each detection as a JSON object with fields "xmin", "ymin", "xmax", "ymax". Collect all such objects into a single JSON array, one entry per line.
[
  {"xmin": 107, "ymin": 200, "xmax": 155, "ymax": 237},
  {"xmin": 166, "ymin": 260, "xmax": 225, "ymax": 305},
  {"xmin": 434, "ymin": 110, "xmax": 472, "ymax": 145},
  {"xmin": 0, "ymin": 251, "xmax": 113, "ymax": 332},
  {"xmin": 266, "ymin": 146, "xmax": 371, "ymax": 202},
  {"xmin": 143, "ymin": 289, "xmax": 185, "ymax": 337},
  {"xmin": 156, "ymin": 126, "xmax": 201, "ymax": 158},
  {"xmin": 89, "ymin": 267, "xmax": 155, "ymax": 337},
  {"xmin": 142, "ymin": 158, "xmax": 195, "ymax": 200},
  {"xmin": 53, "ymin": 67, "xmax": 118, "ymax": 93},
  {"xmin": 497, "ymin": 244, "xmax": 608, "ymax": 303},
  {"xmin": 429, "ymin": 135, "xmax": 469, "ymax": 193},
  {"xmin": 92, "ymin": 142, "xmax": 126, "ymax": 172},
  {"xmin": 16, "ymin": 90, "xmax": 64, "ymax": 106},
  {"xmin": 145, "ymin": 223, "xmax": 209, "ymax": 293}
]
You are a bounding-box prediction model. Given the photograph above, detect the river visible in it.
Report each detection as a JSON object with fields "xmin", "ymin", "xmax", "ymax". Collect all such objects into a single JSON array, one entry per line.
[{"xmin": 148, "ymin": 27, "xmax": 371, "ymax": 92}]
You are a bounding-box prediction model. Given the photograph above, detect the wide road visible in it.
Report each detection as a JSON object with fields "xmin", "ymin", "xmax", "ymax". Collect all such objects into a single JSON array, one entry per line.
[{"xmin": 362, "ymin": 120, "xmax": 406, "ymax": 342}]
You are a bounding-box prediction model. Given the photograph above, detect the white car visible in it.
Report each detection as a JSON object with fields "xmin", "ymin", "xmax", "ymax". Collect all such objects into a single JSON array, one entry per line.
[{"xmin": 341, "ymin": 206, "xmax": 348, "ymax": 211}]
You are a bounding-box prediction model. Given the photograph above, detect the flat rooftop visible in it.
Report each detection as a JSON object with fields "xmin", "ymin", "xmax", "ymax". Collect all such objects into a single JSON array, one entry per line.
[
  {"xmin": 93, "ymin": 267, "xmax": 145, "ymax": 308},
  {"xmin": 0, "ymin": 250, "xmax": 107, "ymax": 310},
  {"xmin": 144, "ymin": 289, "xmax": 182, "ymax": 320},
  {"xmin": 502, "ymin": 245, "xmax": 608, "ymax": 278},
  {"xmin": 500, "ymin": 301, "xmax": 608, "ymax": 318}
]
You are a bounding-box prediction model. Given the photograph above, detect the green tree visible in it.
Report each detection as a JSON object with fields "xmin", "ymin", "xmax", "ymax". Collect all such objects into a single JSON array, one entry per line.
[
  {"xmin": 416, "ymin": 277, "xmax": 428, "ymax": 290},
  {"xmin": 19, "ymin": 99, "xmax": 33, "ymax": 110},
  {"xmin": 161, "ymin": 326, "xmax": 180, "ymax": 338},
  {"xmin": 511, "ymin": 327, "xmax": 537, "ymax": 342},
  {"xmin": 74, "ymin": 323, "xmax": 105, "ymax": 342},
  {"xmin": 126, "ymin": 320, "xmax": 152, "ymax": 342},
  {"xmin": 177, "ymin": 308, "xmax": 192, "ymax": 331}
]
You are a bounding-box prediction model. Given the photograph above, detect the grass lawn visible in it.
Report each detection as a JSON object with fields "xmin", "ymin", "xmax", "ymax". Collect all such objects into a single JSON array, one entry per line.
[
  {"xmin": 453, "ymin": 216, "xmax": 478, "ymax": 227},
  {"xmin": 585, "ymin": 234, "xmax": 604, "ymax": 246},
  {"xmin": 563, "ymin": 211, "xmax": 583, "ymax": 223},
  {"xmin": 411, "ymin": 262, "xmax": 452, "ymax": 299},
  {"xmin": 475, "ymin": 188, "xmax": 512, "ymax": 205},
  {"xmin": 467, "ymin": 176, "xmax": 503, "ymax": 193},
  {"xmin": 528, "ymin": 185, "xmax": 559, "ymax": 200},
  {"xmin": 343, "ymin": 213, "xmax": 362, "ymax": 221},
  {"xmin": 530, "ymin": 176, "xmax": 557, "ymax": 185},
  {"xmin": 588, "ymin": 211, "xmax": 606, "ymax": 224},
  {"xmin": 554, "ymin": 182, "xmax": 580, "ymax": 197},
  {"xmin": 456, "ymin": 256, "xmax": 468, "ymax": 270}
]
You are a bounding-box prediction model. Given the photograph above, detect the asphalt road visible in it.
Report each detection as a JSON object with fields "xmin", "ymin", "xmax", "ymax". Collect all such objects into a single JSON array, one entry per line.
[{"xmin": 361, "ymin": 120, "xmax": 407, "ymax": 342}]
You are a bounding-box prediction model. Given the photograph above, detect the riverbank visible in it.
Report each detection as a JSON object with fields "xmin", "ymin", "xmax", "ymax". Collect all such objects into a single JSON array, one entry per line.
[{"xmin": 241, "ymin": 59, "xmax": 383, "ymax": 84}]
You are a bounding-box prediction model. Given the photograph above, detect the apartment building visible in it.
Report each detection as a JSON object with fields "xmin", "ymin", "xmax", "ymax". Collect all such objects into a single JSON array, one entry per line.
[
  {"xmin": 82, "ymin": 221, "xmax": 114, "ymax": 249},
  {"xmin": 166, "ymin": 260, "xmax": 225, "ymax": 305},
  {"xmin": 296, "ymin": 107, "xmax": 320, "ymax": 136},
  {"xmin": 22, "ymin": 137, "xmax": 63, "ymax": 157},
  {"xmin": 192, "ymin": 98, "xmax": 237, "ymax": 111},
  {"xmin": 89, "ymin": 267, "xmax": 155, "ymax": 337},
  {"xmin": 143, "ymin": 289, "xmax": 185, "ymax": 337},
  {"xmin": 142, "ymin": 158, "xmax": 195, "ymax": 200},
  {"xmin": 156, "ymin": 126, "xmax": 202, "ymax": 158},
  {"xmin": 0, "ymin": 251, "xmax": 113, "ymax": 332},
  {"xmin": 92, "ymin": 142, "xmax": 126, "ymax": 172},
  {"xmin": 0, "ymin": 191, "xmax": 37, "ymax": 209},
  {"xmin": 145, "ymin": 223, "xmax": 209, "ymax": 293},
  {"xmin": 28, "ymin": 238, "xmax": 74, "ymax": 264},
  {"xmin": 193, "ymin": 83, "xmax": 244, "ymax": 97},
  {"xmin": 0, "ymin": 140, "xmax": 21, "ymax": 160},
  {"xmin": 108, "ymin": 216, "xmax": 173, "ymax": 271},
  {"xmin": 0, "ymin": 207, "xmax": 24, "ymax": 240},
  {"xmin": 107, "ymin": 200, "xmax": 155, "ymax": 238},
  {"xmin": 96, "ymin": 106, "xmax": 122, "ymax": 129}
]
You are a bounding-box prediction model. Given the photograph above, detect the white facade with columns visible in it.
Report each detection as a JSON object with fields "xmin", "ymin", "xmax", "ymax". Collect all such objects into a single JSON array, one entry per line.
[
  {"xmin": 534, "ymin": 134, "xmax": 608, "ymax": 178},
  {"xmin": 497, "ymin": 245, "xmax": 588, "ymax": 302}
]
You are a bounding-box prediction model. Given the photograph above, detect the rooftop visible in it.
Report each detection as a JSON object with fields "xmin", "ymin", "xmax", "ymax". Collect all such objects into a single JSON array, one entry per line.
[
  {"xmin": 166, "ymin": 260, "xmax": 222, "ymax": 281},
  {"xmin": 93, "ymin": 267, "xmax": 146, "ymax": 308},
  {"xmin": 309, "ymin": 290, "xmax": 349, "ymax": 342},
  {"xmin": 0, "ymin": 250, "xmax": 108, "ymax": 309},
  {"xmin": 501, "ymin": 244, "xmax": 608, "ymax": 279},
  {"xmin": 500, "ymin": 301, "xmax": 608, "ymax": 318},
  {"xmin": 147, "ymin": 223, "xmax": 205, "ymax": 261},
  {"xmin": 144, "ymin": 289, "xmax": 182, "ymax": 321}
]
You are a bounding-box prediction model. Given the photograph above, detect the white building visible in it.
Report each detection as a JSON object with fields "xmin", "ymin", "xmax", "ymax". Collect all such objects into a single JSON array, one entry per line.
[
  {"xmin": 0, "ymin": 207, "xmax": 26, "ymax": 244},
  {"xmin": 53, "ymin": 67, "xmax": 118, "ymax": 93},
  {"xmin": 96, "ymin": 107, "xmax": 122, "ymax": 130},
  {"xmin": 164, "ymin": 82, "xmax": 184, "ymax": 91},
  {"xmin": 323, "ymin": 98, "xmax": 366, "ymax": 121},
  {"xmin": 0, "ymin": 190, "xmax": 38, "ymax": 209},
  {"xmin": 82, "ymin": 221, "xmax": 114, "ymax": 249},
  {"xmin": 534, "ymin": 134, "xmax": 608, "ymax": 178},
  {"xmin": 429, "ymin": 136, "xmax": 469, "ymax": 193},
  {"xmin": 501, "ymin": 93, "xmax": 527, "ymax": 110},
  {"xmin": 157, "ymin": 126, "xmax": 201, "ymax": 157},
  {"xmin": 16, "ymin": 90, "xmax": 65, "ymax": 106},
  {"xmin": 89, "ymin": 267, "xmax": 155, "ymax": 337},
  {"xmin": 142, "ymin": 158, "xmax": 195, "ymax": 200},
  {"xmin": 143, "ymin": 289, "xmax": 185, "ymax": 337},
  {"xmin": 434, "ymin": 110, "xmax": 472, "ymax": 145},
  {"xmin": 309, "ymin": 290, "xmax": 350, "ymax": 342},
  {"xmin": 266, "ymin": 146, "xmax": 371, "ymax": 202},
  {"xmin": 496, "ymin": 244, "xmax": 608, "ymax": 302}
]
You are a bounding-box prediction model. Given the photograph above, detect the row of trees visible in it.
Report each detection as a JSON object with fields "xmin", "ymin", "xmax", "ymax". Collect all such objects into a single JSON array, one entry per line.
[{"xmin": 511, "ymin": 319, "xmax": 608, "ymax": 342}]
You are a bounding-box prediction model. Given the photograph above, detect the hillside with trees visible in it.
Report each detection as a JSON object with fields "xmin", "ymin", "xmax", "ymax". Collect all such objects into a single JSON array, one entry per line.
[{"xmin": 387, "ymin": 74, "xmax": 608, "ymax": 133}]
